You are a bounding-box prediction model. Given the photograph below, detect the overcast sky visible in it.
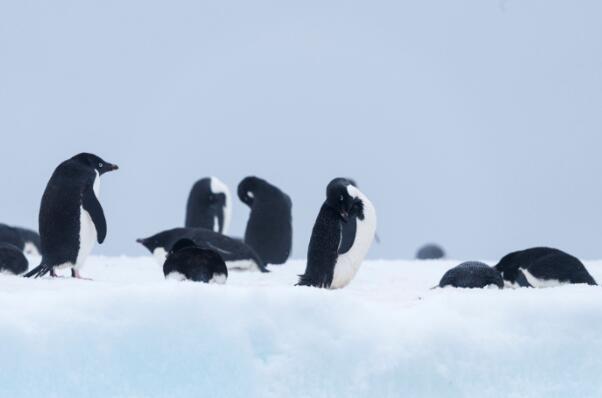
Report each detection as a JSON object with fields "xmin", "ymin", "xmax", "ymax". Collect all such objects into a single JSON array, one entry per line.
[{"xmin": 1, "ymin": 0, "xmax": 601, "ymax": 260}]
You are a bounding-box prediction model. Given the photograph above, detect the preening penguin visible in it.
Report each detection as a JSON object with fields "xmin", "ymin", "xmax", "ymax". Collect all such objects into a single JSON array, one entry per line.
[
  {"xmin": 438, "ymin": 261, "xmax": 504, "ymax": 289},
  {"xmin": 163, "ymin": 239, "xmax": 228, "ymax": 283},
  {"xmin": 137, "ymin": 227, "xmax": 269, "ymax": 272},
  {"xmin": 494, "ymin": 247, "xmax": 597, "ymax": 287},
  {"xmin": 297, "ymin": 178, "xmax": 376, "ymax": 289},
  {"xmin": 238, "ymin": 176, "xmax": 292, "ymax": 265},
  {"xmin": 185, "ymin": 177, "xmax": 231, "ymax": 234},
  {"xmin": 24, "ymin": 153, "xmax": 118, "ymax": 279}
]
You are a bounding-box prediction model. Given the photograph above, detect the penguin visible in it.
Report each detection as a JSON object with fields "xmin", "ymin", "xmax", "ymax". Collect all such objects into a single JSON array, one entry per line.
[
  {"xmin": 185, "ymin": 177, "xmax": 231, "ymax": 234},
  {"xmin": 494, "ymin": 247, "xmax": 597, "ymax": 287},
  {"xmin": 416, "ymin": 244, "xmax": 446, "ymax": 260},
  {"xmin": 0, "ymin": 224, "xmax": 40, "ymax": 255},
  {"xmin": 297, "ymin": 178, "xmax": 377, "ymax": 289},
  {"xmin": 0, "ymin": 243, "xmax": 29, "ymax": 275},
  {"xmin": 238, "ymin": 176, "xmax": 292, "ymax": 265},
  {"xmin": 24, "ymin": 153, "xmax": 118, "ymax": 278},
  {"xmin": 15, "ymin": 227, "xmax": 42, "ymax": 256},
  {"xmin": 137, "ymin": 227, "xmax": 269, "ymax": 272},
  {"xmin": 438, "ymin": 261, "xmax": 504, "ymax": 289},
  {"xmin": 163, "ymin": 238, "xmax": 228, "ymax": 283}
]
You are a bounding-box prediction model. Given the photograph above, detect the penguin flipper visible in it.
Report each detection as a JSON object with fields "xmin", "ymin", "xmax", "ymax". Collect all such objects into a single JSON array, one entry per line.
[{"xmin": 83, "ymin": 186, "xmax": 107, "ymax": 244}]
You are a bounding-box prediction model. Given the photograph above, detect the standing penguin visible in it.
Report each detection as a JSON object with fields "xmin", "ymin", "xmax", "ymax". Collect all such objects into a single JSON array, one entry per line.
[
  {"xmin": 24, "ymin": 153, "xmax": 118, "ymax": 278},
  {"xmin": 163, "ymin": 239, "xmax": 228, "ymax": 283},
  {"xmin": 298, "ymin": 178, "xmax": 377, "ymax": 289},
  {"xmin": 238, "ymin": 176, "xmax": 292, "ymax": 265},
  {"xmin": 185, "ymin": 177, "xmax": 231, "ymax": 234}
]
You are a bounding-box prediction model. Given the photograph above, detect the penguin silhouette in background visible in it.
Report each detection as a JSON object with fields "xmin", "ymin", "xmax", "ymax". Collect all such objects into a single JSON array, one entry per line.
[
  {"xmin": 185, "ymin": 177, "xmax": 231, "ymax": 234},
  {"xmin": 298, "ymin": 178, "xmax": 377, "ymax": 289},
  {"xmin": 238, "ymin": 176, "xmax": 292, "ymax": 265},
  {"xmin": 24, "ymin": 153, "xmax": 118, "ymax": 278}
]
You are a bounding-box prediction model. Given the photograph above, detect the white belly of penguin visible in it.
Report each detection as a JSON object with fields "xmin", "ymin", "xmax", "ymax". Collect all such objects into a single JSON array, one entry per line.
[
  {"xmin": 331, "ymin": 190, "xmax": 377, "ymax": 289},
  {"xmin": 75, "ymin": 173, "xmax": 100, "ymax": 269}
]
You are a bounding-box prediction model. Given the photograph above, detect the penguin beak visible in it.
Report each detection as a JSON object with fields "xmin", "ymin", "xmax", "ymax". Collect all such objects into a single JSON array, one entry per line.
[
  {"xmin": 108, "ymin": 163, "xmax": 119, "ymax": 171},
  {"xmin": 136, "ymin": 238, "xmax": 144, "ymax": 244}
]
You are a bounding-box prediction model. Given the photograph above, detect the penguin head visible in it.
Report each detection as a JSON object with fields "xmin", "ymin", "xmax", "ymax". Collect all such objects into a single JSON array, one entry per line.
[
  {"xmin": 72, "ymin": 153, "xmax": 119, "ymax": 175},
  {"xmin": 237, "ymin": 176, "xmax": 265, "ymax": 206},
  {"xmin": 191, "ymin": 178, "xmax": 228, "ymax": 211},
  {"xmin": 326, "ymin": 178, "xmax": 364, "ymax": 223}
]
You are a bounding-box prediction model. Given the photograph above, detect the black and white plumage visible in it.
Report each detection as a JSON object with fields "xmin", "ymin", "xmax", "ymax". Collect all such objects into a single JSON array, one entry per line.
[
  {"xmin": 494, "ymin": 247, "xmax": 597, "ymax": 287},
  {"xmin": 185, "ymin": 177, "xmax": 231, "ymax": 234},
  {"xmin": 238, "ymin": 176, "xmax": 292, "ymax": 265},
  {"xmin": 0, "ymin": 243, "xmax": 29, "ymax": 275},
  {"xmin": 163, "ymin": 239, "xmax": 228, "ymax": 283},
  {"xmin": 0, "ymin": 224, "xmax": 41, "ymax": 256},
  {"xmin": 297, "ymin": 178, "xmax": 376, "ymax": 289},
  {"xmin": 24, "ymin": 153, "xmax": 118, "ymax": 278},
  {"xmin": 439, "ymin": 261, "xmax": 504, "ymax": 289},
  {"xmin": 416, "ymin": 244, "xmax": 446, "ymax": 260},
  {"xmin": 137, "ymin": 227, "xmax": 269, "ymax": 272}
]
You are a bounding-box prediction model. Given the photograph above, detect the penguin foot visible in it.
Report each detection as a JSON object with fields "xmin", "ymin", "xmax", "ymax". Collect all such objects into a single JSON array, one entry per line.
[{"xmin": 71, "ymin": 269, "xmax": 93, "ymax": 280}]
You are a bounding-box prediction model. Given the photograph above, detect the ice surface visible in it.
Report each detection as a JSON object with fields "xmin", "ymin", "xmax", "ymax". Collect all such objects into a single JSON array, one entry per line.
[{"xmin": 1, "ymin": 257, "xmax": 602, "ymax": 397}]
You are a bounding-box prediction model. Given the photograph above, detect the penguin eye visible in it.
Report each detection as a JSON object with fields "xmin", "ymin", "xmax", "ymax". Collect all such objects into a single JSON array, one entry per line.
[
  {"xmin": 98, "ymin": 162, "xmax": 103, "ymax": 168},
  {"xmin": 339, "ymin": 195, "xmax": 344, "ymax": 202}
]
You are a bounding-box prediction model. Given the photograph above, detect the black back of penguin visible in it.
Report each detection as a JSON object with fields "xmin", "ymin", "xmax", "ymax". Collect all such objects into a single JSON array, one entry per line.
[
  {"xmin": 185, "ymin": 177, "xmax": 230, "ymax": 234},
  {"xmin": 137, "ymin": 227, "xmax": 269, "ymax": 272},
  {"xmin": 163, "ymin": 239, "xmax": 228, "ymax": 283},
  {"xmin": 24, "ymin": 153, "xmax": 118, "ymax": 278},
  {"xmin": 298, "ymin": 178, "xmax": 360, "ymax": 288},
  {"xmin": 0, "ymin": 243, "xmax": 28, "ymax": 275},
  {"xmin": 238, "ymin": 176, "xmax": 292, "ymax": 265},
  {"xmin": 0, "ymin": 224, "xmax": 25, "ymax": 250},
  {"xmin": 495, "ymin": 247, "xmax": 597, "ymax": 286},
  {"xmin": 439, "ymin": 261, "xmax": 504, "ymax": 289}
]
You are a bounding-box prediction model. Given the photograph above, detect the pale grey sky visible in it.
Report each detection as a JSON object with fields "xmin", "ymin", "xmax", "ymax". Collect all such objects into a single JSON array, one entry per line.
[{"xmin": 1, "ymin": 0, "xmax": 601, "ymax": 260}]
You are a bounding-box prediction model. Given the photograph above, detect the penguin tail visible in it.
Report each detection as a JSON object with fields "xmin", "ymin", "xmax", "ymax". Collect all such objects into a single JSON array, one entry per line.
[{"xmin": 23, "ymin": 263, "xmax": 52, "ymax": 278}]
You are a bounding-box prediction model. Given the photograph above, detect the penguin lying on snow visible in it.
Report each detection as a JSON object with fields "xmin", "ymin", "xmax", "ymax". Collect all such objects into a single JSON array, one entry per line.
[
  {"xmin": 0, "ymin": 243, "xmax": 29, "ymax": 275},
  {"xmin": 438, "ymin": 261, "xmax": 504, "ymax": 289},
  {"xmin": 163, "ymin": 239, "xmax": 228, "ymax": 283},
  {"xmin": 0, "ymin": 224, "xmax": 42, "ymax": 256},
  {"xmin": 25, "ymin": 153, "xmax": 119, "ymax": 279},
  {"xmin": 137, "ymin": 227, "xmax": 269, "ymax": 272},
  {"xmin": 416, "ymin": 243, "xmax": 446, "ymax": 260},
  {"xmin": 297, "ymin": 178, "xmax": 377, "ymax": 289},
  {"xmin": 494, "ymin": 247, "xmax": 597, "ymax": 287},
  {"xmin": 238, "ymin": 176, "xmax": 292, "ymax": 265},
  {"xmin": 185, "ymin": 177, "xmax": 231, "ymax": 234}
]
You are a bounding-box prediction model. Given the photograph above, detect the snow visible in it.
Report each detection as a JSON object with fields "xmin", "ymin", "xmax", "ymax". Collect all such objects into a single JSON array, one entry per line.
[{"xmin": 2, "ymin": 256, "xmax": 602, "ymax": 397}]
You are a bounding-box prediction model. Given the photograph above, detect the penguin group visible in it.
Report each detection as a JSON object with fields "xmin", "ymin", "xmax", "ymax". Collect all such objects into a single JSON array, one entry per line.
[{"xmin": 0, "ymin": 152, "xmax": 597, "ymax": 293}]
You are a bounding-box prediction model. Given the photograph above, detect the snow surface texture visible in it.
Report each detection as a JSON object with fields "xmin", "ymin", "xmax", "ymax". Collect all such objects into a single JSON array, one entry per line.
[{"xmin": 2, "ymin": 257, "xmax": 602, "ymax": 398}]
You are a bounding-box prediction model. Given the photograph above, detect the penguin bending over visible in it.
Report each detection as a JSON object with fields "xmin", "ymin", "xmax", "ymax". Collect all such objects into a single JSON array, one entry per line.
[
  {"xmin": 238, "ymin": 176, "xmax": 292, "ymax": 265},
  {"xmin": 163, "ymin": 239, "xmax": 228, "ymax": 283},
  {"xmin": 494, "ymin": 247, "xmax": 597, "ymax": 287},
  {"xmin": 438, "ymin": 261, "xmax": 504, "ymax": 289},
  {"xmin": 0, "ymin": 243, "xmax": 29, "ymax": 275},
  {"xmin": 0, "ymin": 224, "xmax": 41, "ymax": 256},
  {"xmin": 24, "ymin": 153, "xmax": 118, "ymax": 278},
  {"xmin": 185, "ymin": 177, "xmax": 231, "ymax": 234},
  {"xmin": 297, "ymin": 178, "xmax": 376, "ymax": 289},
  {"xmin": 137, "ymin": 227, "xmax": 269, "ymax": 272}
]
